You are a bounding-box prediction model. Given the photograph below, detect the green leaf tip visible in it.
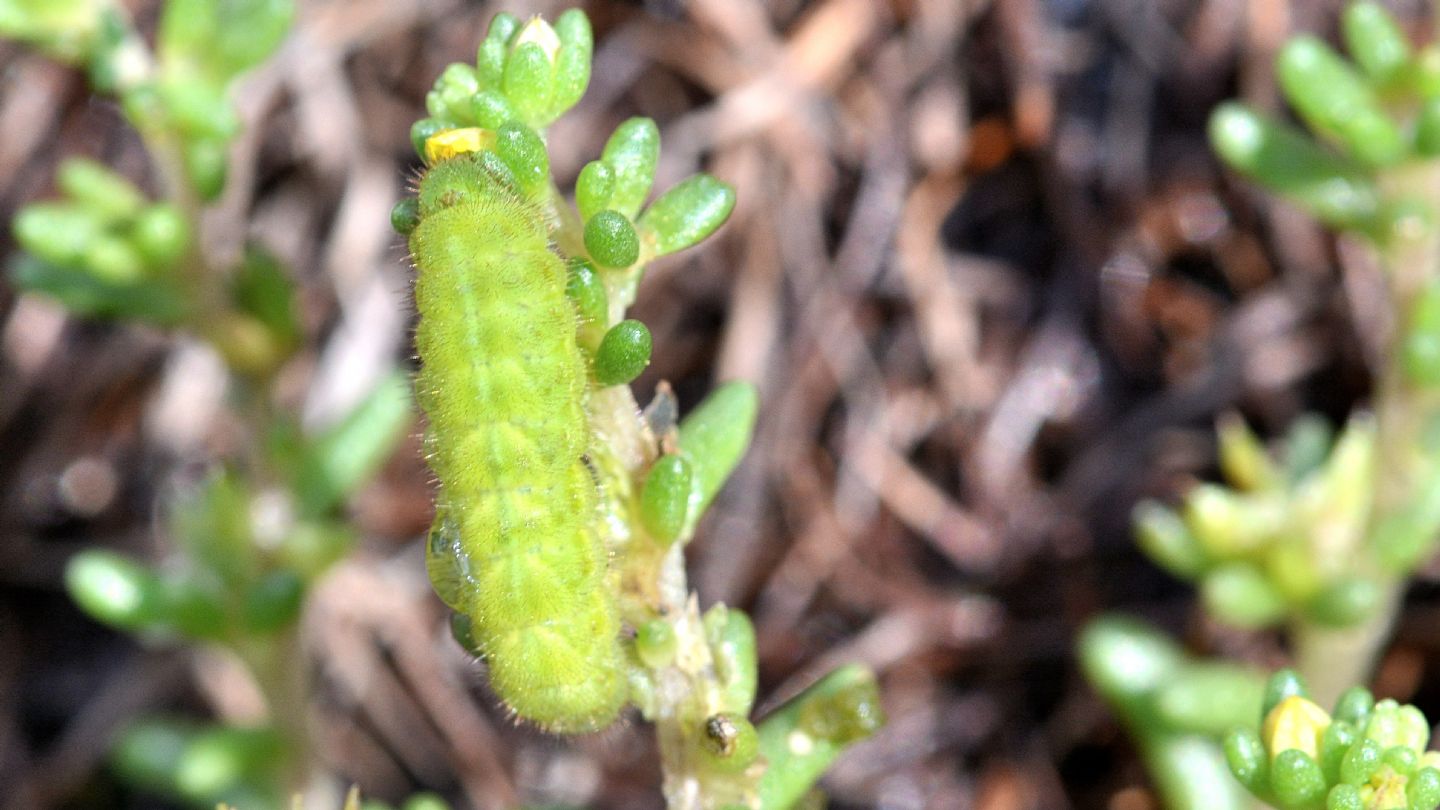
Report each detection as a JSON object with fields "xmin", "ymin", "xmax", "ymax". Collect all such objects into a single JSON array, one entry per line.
[
  {"xmin": 594, "ymin": 319, "xmax": 652, "ymax": 386},
  {"xmin": 584, "ymin": 209, "xmax": 641, "ymax": 268},
  {"xmin": 639, "ymin": 174, "xmax": 736, "ymax": 258}
]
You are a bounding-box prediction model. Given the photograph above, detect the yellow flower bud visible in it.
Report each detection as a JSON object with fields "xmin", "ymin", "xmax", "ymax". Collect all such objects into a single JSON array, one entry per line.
[
  {"xmin": 1263, "ymin": 695, "xmax": 1332, "ymax": 760},
  {"xmin": 424, "ymin": 128, "xmax": 496, "ymax": 164}
]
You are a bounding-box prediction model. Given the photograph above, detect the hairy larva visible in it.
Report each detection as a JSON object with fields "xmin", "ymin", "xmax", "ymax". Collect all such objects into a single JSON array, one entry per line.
[{"xmin": 409, "ymin": 155, "xmax": 625, "ymax": 732}]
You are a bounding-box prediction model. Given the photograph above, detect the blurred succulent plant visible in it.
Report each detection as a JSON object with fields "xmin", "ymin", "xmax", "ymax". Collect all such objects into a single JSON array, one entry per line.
[
  {"xmin": 1084, "ymin": 3, "xmax": 1440, "ymax": 808},
  {"xmin": 0, "ymin": 0, "xmax": 416, "ymax": 807}
]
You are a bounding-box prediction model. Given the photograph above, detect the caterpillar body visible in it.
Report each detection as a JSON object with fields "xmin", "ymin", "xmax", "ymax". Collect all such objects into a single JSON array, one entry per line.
[{"xmin": 410, "ymin": 155, "xmax": 625, "ymax": 732}]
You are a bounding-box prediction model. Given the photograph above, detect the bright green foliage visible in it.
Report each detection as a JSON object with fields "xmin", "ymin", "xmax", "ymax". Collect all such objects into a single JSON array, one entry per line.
[
  {"xmin": 756, "ymin": 665, "xmax": 885, "ymax": 810},
  {"xmin": 704, "ymin": 605, "xmax": 759, "ymax": 716},
  {"xmin": 584, "ymin": 209, "xmax": 641, "ymax": 268},
  {"xmin": 65, "ymin": 550, "xmax": 165, "ymax": 631},
  {"xmin": 601, "ymin": 117, "xmax": 660, "ymax": 219},
  {"xmin": 1131, "ymin": 414, "xmax": 1388, "ymax": 630},
  {"xmin": 1276, "ymin": 36, "xmax": 1404, "ymax": 167},
  {"xmin": 1341, "ymin": 2, "xmax": 1412, "ymax": 85},
  {"xmin": 639, "ymin": 175, "xmax": 738, "ymax": 258},
  {"xmin": 640, "ymin": 454, "xmax": 693, "ymax": 544},
  {"xmin": 12, "ymin": 159, "xmax": 191, "ymax": 323},
  {"xmin": 679, "ymin": 382, "xmax": 760, "ymax": 530},
  {"xmin": 112, "ymin": 718, "xmax": 284, "ymax": 808},
  {"xmin": 636, "ymin": 619, "xmax": 678, "ymax": 669},
  {"xmin": 1080, "ymin": 616, "xmax": 1258, "ymax": 810},
  {"xmin": 422, "ymin": 10, "xmax": 590, "ymax": 132},
  {"xmin": 1224, "ymin": 670, "xmax": 1440, "ymax": 810},
  {"xmin": 1210, "ymin": 1, "xmax": 1440, "ymax": 241},
  {"xmin": 595, "ymin": 318, "xmax": 652, "ymax": 385}
]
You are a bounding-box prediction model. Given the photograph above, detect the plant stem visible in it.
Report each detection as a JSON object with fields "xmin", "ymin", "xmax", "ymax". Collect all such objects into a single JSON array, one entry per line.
[{"xmin": 1293, "ymin": 164, "xmax": 1440, "ymax": 706}]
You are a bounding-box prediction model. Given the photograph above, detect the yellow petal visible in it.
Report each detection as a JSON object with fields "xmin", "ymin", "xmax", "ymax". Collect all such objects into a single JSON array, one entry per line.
[
  {"xmin": 424, "ymin": 128, "xmax": 496, "ymax": 164},
  {"xmin": 1262, "ymin": 695, "xmax": 1332, "ymax": 759}
]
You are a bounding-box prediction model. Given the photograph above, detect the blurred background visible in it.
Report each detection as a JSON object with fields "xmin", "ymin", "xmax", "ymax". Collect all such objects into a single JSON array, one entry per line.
[{"xmin": 4, "ymin": 0, "xmax": 1438, "ymax": 807}]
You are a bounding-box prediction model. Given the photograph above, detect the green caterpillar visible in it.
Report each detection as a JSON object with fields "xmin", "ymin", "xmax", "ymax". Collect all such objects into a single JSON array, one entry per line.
[{"xmin": 409, "ymin": 154, "xmax": 625, "ymax": 733}]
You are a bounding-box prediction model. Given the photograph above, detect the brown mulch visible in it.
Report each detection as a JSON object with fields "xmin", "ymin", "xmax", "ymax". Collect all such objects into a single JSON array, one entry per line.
[{"xmin": 2, "ymin": 0, "xmax": 1435, "ymax": 808}]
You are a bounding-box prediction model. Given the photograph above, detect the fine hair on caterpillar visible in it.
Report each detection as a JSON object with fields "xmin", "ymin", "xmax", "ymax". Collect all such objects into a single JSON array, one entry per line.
[{"xmin": 409, "ymin": 153, "xmax": 626, "ymax": 733}]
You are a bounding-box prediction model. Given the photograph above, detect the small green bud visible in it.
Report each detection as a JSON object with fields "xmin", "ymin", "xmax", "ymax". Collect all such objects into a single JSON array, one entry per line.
[
  {"xmin": 502, "ymin": 42, "xmax": 554, "ymax": 126},
  {"xmin": 1319, "ymin": 721, "xmax": 1357, "ymax": 784},
  {"xmin": 1365, "ymin": 700, "xmax": 1430, "ymax": 752},
  {"xmin": 1387, "ymin": 745, "xmax": 1420, "ymax": 775},
  {"xmin": 427, "ymin": 63, "xmax": 480, "ymax": 123},
  {"xmin": 1272, "ymin": 749, "xmax": 1328, "ymax": 809},
  {"xmin": 476, "ymin": 36, "xmax": 508, "ymax": 90},
  {"xmin": 469, "ymin": 90, "xmax": 515, "ymax": 129},
  {"xmin": 635, "ymin": 618, "xmax": 676, "ymax": 668},
  {"xmin": 584, "ymin": 210, "xmax": 641, "ymax": 268},
  {"xmin": 65, "ymin": 550, "xmax": 163, "ymax": 631},
  {"xmin": 641, "ymin": 454, "xmax": 693, "ymax": 545},
  {"xmin": 183, "ymin": 137, "xmax": 228, "ymax": 200},
  {"xmin": 704, "ymin": 604, "xmax": 758, "ymax": 715},
  {"xmin": 1202, "ymin": 562, "xmax": 1288, "ymax": 629},
  {"xmin": 698, "ymin": 714, "xmax": 759, "ymax": 774},
  {"xmin": 549, "ymin": 9, "xmax": 592, "ymax": 118},
  {"xmin": 112, "ymin": 717, "xmax": 195, "ymax": 794},
  {"xmin": 1264, "ymin": 669, "xmax": 1311, "ymax": 716},
  {"xmin": 14, "ymin": 203, "xmax": 102, "ymax": 266},
  {"xmin": 1208, "ymin": 103, "xmax": 1378, "ymax": 229},
  {"xmin": 492, "ymin": 122, "xmax": 548, "ymax": 197},
  {"xmin": 1133, "ymin": 499, "xmax": 1208, "ymax": 578},
  {"xmin": 84, "ymin": 235, "xmax": 145, "ymax": 284},
  {"xmin": 175, "ymin": 726, "xmax": 281, "ymax": 801},
  {"xmin": 242, "ymin": 569, "xmax": 304, "ymax": 633},
  {"xmin": 1226, "ymin": 728, "xmax": 1269, "ymax": 792},
  {"xmin": 1341, "ymin": 738, "xmax": 1383, "ymax": 786},
  {"xmin": 1409, "ymin": 767, "xmax": 1440, "ymax": 809},
  {"xmin": 1334, "ymin": 687, "xmax": 1375, "ymax": 727},
  {"xmin": 1277, "ymin": 36, "xmax": 1404, "ymax": 166},
  {"xmin": 478, "ymin": 13, "xmax": 518, "ymax": 83},
  {"xmin": 130, "ymin": 204, "xmax": 189, "ymax": 270},
  {"xmin": 602, "ymin": 117, "xmax": 660, "ymax": 218},
  {"xmin": 57, "ymin": 158, "xmax": 145, "ymax": 221},
  {"xmin": 576, "ymin": 160, "xmax": 614, "ymax": 222},
  {"xmin": 594, "ymin": 319, "xmax": 652, "ymax": 386},
  {"xmin": 1342, "ymin": 2, "xmax": 1412, "ymax": 85},
  {"xmin": 391, "ymin": 198, "xmax": 420, "ymax": 236},
  {"xmin": 1327, "ymin": 783, "xmax": 1363, "ymax": 810},
  {"xmin": 484, "ymin": 12, "xmax": 521, "ymax": 48},
  {"xmin": 638, "ymin": 174, "xmax": 737, "ymax": 258}
]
